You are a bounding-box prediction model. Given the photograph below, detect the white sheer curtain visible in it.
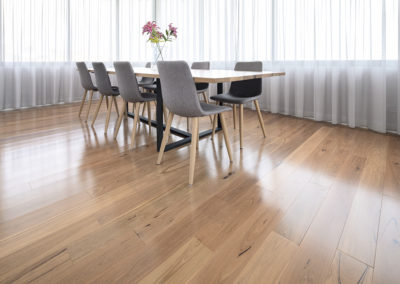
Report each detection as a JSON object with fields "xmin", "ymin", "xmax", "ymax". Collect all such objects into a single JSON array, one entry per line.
[
  {"xmin": 0, "ymin": 0, "xmax": 152, "ymax": 110},
  {"xmin": 157, "ymin": 0, "xmax": 400, "ymax": 134},
  {"xmin": 1, "ymin": 0, "xmax": 399, "ymax": 134}
]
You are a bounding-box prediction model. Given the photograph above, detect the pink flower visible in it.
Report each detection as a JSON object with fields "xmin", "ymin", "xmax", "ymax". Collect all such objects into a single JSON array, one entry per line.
[
  {"xmin": 142, "ymin": 21, "xmax": 159, "ymax": 35},
  {"xmin": 168, "ymin": 23, "xmax": 178, "ymax": 37}
]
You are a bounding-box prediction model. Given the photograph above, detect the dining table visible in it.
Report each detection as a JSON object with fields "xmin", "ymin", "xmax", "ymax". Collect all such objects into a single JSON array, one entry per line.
[{"xmin": 91, "ymin": 66, "xmax": 285, "ymax": 152}]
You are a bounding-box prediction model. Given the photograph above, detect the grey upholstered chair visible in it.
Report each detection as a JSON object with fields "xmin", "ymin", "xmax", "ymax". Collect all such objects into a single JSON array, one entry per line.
[
  {"xmin": 157, "ymin": 61, "xmax": 233, "ymax": 185},
  {"xmin": 137, "ymin": 62, "xmax": 158, "ymax": 123},
  {"xmin": 91, "ymin": 62, "xmax": 120, "ymax": 133},
  {"xmin": 190, "ymin": 61, "xmax": 212, "ymax": 126},
  {"xmin": 76, "ymin": 62, "xmax": 98, "ymax": 121},
  {"xmin": 138, "ymin": 62, "xmax": 156, "ymax": 91},
  {"xmin": 210, "ymin": 61, "xmax": 266, "ymax": 149},
  {"xmin": 113, "ymin": 62, "xmax": 157, "ymax": 145},
  {"xmin": 191, "ymin": 61, "xmax": 210, "ymax": 100}
]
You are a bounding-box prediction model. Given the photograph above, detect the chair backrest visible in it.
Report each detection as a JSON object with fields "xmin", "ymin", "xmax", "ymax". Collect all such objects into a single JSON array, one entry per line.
[
  {"xmin": 229, "ymin": 61, "xmax": 263, "ymax": 98},
  {"xmin": 157, "ymin": 61, "xmax": 203, "ymax": 117},
  {"xmin": 191, "ymin": 61, "xmax": 210, "ymax": 91},
  {"xmin": 113, "ymin": 62, "xmax": 144, "ymax": 103},
  {"xmin": 92, "ymin": 62, "xmax": 115, "ymax": 95},
  {"xmin": 139, "ymin": 62, "xmax": 155, "ymax": 85},
  {"xmin": 76, "ymin": 62, "xmax": 96, "ymax": 90}
]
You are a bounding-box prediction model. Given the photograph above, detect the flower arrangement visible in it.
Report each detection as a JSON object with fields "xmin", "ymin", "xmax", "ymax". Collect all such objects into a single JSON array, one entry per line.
[{"xmin": 142, "ymin": 21, "xmax": 178, "ymax": 63}]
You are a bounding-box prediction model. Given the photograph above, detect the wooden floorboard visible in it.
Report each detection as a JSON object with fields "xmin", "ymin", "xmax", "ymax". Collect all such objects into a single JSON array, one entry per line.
[{"xmin": 0, "ymin": 100, "xmax": 399, "ymax": 283}]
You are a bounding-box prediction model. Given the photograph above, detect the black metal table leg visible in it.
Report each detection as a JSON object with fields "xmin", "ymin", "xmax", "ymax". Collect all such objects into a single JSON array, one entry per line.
[
  {"xmin": 217, "ymin": 82, "xmax": 223, "ymax": 128},
  {"xmin": 156, "ymin": 78, "xmax": 163, "ymax": 151}
]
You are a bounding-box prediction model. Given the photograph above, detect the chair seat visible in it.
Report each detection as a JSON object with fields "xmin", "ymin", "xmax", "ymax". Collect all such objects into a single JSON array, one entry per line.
[
  {"xmin": 104, "ymin": 86, "xmax": 120, "ymax": 96},
  {"xmin": 139, "ymin": 83, "xmax": 157, "ymax": 91},
  {"xmin": 140, "ymin": 92, "xmax": 157, "ymax": 102},
  {"xmin": 210, "ymin": 93, "xmax": 261, "ymax": 104},
  {"xmin": 198, "ymin": 102, "xmax": 231, "ymax": 117}
]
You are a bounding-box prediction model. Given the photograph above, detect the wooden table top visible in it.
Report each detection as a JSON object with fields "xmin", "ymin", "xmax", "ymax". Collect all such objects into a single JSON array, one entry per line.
[{"xmin": 89, "ymin": 67, "xmax": 285, "ymax": 83}]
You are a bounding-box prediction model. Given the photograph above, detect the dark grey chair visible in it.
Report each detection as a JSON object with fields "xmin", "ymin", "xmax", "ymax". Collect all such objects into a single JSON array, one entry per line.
[
  {"xmin": 91, "ymin": 62, "xmax": 120, "ymax": 133},
  {"xmin": 138, "ymin": 62, "xmax": 156, "ymax": 91},
  {"xmin": 157, "ymin": 61, "xmax": 233, "ymax": 185},
  {"xmin": 76, "ymin": 62, "xmax": 98, "ymax": 121},
  {"xmin": 210, "ymin": 61, "xmax": 266, "ymax": 148},
  {"xmin": 113, "ymin": 62, "xmax": 157, "ymax": 145},
  {"xmin": 191, "ymin": 61, "xmax": 210, "ymax": 98}
]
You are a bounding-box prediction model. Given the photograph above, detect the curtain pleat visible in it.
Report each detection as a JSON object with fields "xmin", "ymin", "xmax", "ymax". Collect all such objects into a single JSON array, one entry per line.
[{"xmin": 0, "ymin": 0, "xmax": 399, "ymax": 134}]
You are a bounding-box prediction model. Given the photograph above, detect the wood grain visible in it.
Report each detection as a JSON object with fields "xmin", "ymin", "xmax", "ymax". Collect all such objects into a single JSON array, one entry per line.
[{"xmin": 0, "ymin": 101, "xmax": 397, "ymax": 283}]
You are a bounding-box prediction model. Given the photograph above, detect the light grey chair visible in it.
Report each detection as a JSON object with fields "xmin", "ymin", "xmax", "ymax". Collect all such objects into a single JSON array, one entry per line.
[
  {"xmin": 76, "ymin": 62, "xmax": 98, "ymax": 121},
  {"xmin": 92, "ymin": 62, "xmax": 120, "ymax": 133},
  {"xmin": 190, "ymin": 61, "xmax": 212, "ymax": 127},
  {"xmin": 138, "ymin": 62, "xmax": 158, "ymax": 125},
  {"xmin": 113, "ymin": 62, "xmax": 157, "ymax": 145},
  {"xmin": 157, "ymin": 61, "xmax": 233, "ymax": 185},
  {"xmin": 210, "ymin": 61, "xmax": 266, "ymax": 148}
]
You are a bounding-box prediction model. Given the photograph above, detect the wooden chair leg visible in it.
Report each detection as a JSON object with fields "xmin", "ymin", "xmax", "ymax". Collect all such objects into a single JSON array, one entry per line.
[
  {"xmin": 189, "ymin": 117, "xmax": 199, "ymax": 185},
  {"xmin": 219, "ymin": 113, "xmax": 233, "ymax": 162},
  {"xmin": 147, "ymin": 102, "xmax": 151, "ymax": 133},
  {"xmin": 91, "ymin": 95, "xmax": 104, "ymax": 126},
  {"xmin": 104, "ymin": 96, "xmax": 113, "ymax": 133},
  {"xmin": 105, "ymin": 96, "xmax": 109, "ymax": 109},
  {"xmin": 114, "ymin": 99, "xmax": 126, "ymax": 139},
  {"xmin": 186, "ymin": 118, "xmax": 190, "ymax": 131},
  {"xmin": 131, "ymin": 103, "xmax": 141, "ymax": 147},
  {"xmin": 124, "ymin": 102, "xmax": 128, "ymax": 119},
  {"xmin": 163, "ymin": 105, "xmax": 168, "ymax": 122},
  {"xmin": 239, "ymin": 104, "xmax": 244, "ymax": 149},
  {"xmin": 78, "ymin": 90, "xmax": 88, "ymax": 117},
  {"xmin": 232, "ymin": 104, "xmax": 237, "ymax": 129},
  {"xmin": 211, "ymin": 114, "xmax": 217, "ymax": 140},
  {"xmin": 113, "ymin": 97, "xmax": 120, "ymax": 117},
  {"xmin": 141, "ymin": 102, "xmax": 146, "ymax": 116},
  {"xmin": 202, "ymin": 92, "xmax": 213, "ymax": 124},
  {"xmin": 156, "ymin": 112, "xmax": 175, "ymax": 165},
  {"xmin": 254, "ymin": 100, "xmax": 266, "ymax": 138},
  {"xmin": 85, "ymin": 90, "xmax": 94, "ymax": 122}
]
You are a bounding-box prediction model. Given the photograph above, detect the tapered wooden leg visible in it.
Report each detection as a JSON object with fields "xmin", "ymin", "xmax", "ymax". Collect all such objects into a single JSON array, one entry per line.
[
  {"xmin": 85, "ymin": 90, "xmax": 94, "ymax": 122},
  {"xmin": 104, "ymin": 96, "xmax": 113, "ymax": 133},
  {"xmin": 219, "ymin": 113, "xmax": 233, "ymax": 162},
  {"xmin": 78, "ymin": 90, "xmax": 88, "ymax": 117},
  {"xmin": 163, "ymin": 105, "xmax": 168, "ymax": 122},
  {"xmin": 202, "ymin": 92, "xmax": 213, "ymax": 123},
  {"xmin": 232, "ymin": 104, "xmax": 237, "ymax": 129},
  {"xmin": 114, "ymin": 99, "xmax": 126, "ymax": 139},
  {"xmin": 113, "ymin": 97, "xmax": 119, "ymax": 117},
  {"xmin": 131, "ymin": 103, "xmax": 141, "ymax": 147},
  {"xmin": 156, "ymin": 112, "xmax": 174, "ymax": 165},
  {"xmin": 189, "ymin": 117, "xmax": 199, "ymax": 185},
  {"xmin": 141, "ymin": 102, "xmax": 146, "ymax": 116},
  {"xmin": 124, "ymin": 102, "xmax": 128, "ymax": 119},
  {"xmin": 147, "ymin": 102, "xmax": 151, "ymax": 133},
  {"xmin": 239, "ymin": 104, "xmax": 244, "ymax": 149},
  {"xmin": 254, "ymin": 100, "xmax": 266, "ymax": 138},
  {"xmin": 211, "ymin": 114, "xmax": 217, "ymax": 140},
  {"xmin": 105, "ymin": 96, "xmax": 109, "ymax": 109},
  {"xmin": 186, "ymin": 118, "xmax": 190, "ymax": 131},
  {"xmin": 91, "ymin": 95, "xmax": 104, "ymax": 126}
]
